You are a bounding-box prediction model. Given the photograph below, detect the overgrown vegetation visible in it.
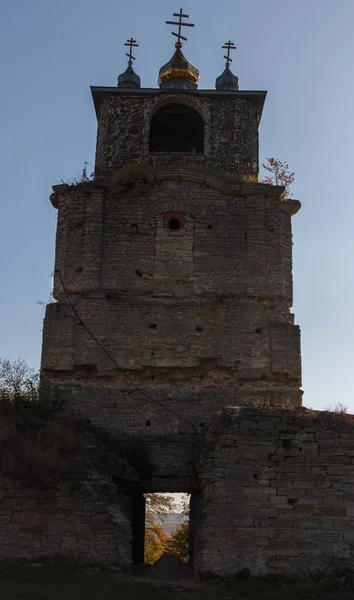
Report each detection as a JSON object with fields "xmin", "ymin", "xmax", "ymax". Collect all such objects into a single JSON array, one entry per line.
[
  {"xmin": 261, "ymin": 157, "xmax": 295, "ymax": 198},
  {"xmin": 109, "ymin": 164, "xmax": 155, "ymax": 196},
  {"xmin": 58, "ymin": 158, "xmax": 296, "ymax": 201},
  {"xmin": 60, "ymin": 161, "xmax": 95, "ymax": 187},
  {"xmin": 0, "ymin": 358, "xmax": 86, "ymax": 483},
  {"xmin": 325, "ymin": 402, "xmax": 348, "ymax": 414}
]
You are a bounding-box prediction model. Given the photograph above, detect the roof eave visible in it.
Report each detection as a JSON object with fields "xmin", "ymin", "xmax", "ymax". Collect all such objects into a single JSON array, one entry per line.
[{"xmin": 90, "ymin": 86, "xmax": 267, "ymax": 120}]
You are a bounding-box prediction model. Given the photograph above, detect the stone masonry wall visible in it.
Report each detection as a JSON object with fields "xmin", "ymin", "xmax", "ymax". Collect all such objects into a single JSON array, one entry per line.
[
  {"xmin": 0, "ymin": 473, "xmax": 130, "ymax": 565},
  {"xmin": 43, "ymin": 176, "xmax": 301, "ymax": 412},
  {"xmin": 41, "ymin": 173, "xmax": 302, "ymax": 497},
  {"xmin": 3, "ymin": 407, "xmax": 354, "ymax": 575},
  {"xmin": 196, "ymin": 408, "xmax": 354, "ymax": 577},
  {"xmin": 94, "ymin": 92, "xmax": 260, "ymax": 177},
  {"xmin": 51, "ymin": 177, "xmax": 298, "ymax": 302}
]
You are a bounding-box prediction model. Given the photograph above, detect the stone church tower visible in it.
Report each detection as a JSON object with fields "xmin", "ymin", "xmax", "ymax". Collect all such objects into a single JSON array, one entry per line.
[{"xmin": 41, "ymin": 13, "xmax": 303, "ymax": 571}]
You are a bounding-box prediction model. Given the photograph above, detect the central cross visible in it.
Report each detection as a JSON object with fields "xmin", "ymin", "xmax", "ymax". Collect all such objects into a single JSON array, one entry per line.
[
  {"xmin": 222, "ymin": 40, "xmax": 236, "ymax": 67},
  {"xmin": 124, "ymin": 38, "xmax": 139, "ymax": 64},
  {"xmin": 166, "ymin": 8, "xmax": 195, "ymax": 47}
]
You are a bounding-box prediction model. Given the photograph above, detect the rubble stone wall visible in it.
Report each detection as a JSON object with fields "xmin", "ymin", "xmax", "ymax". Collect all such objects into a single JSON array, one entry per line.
[
  {"xmin": 43, "ymin": 177, "xmax": 301, "ymax": 415},
  {"xmin": 0, "ymin": 474, "xmax": 130, "ymax": 565},
  {"xmin": 196, "ymin": 408, "xmax": 354, "ymax": 576},
  {"xmin": 94, "ymin": 92, "xmax": 260, "ymax": 177},
  {"xmin": 3, "ymin": 408, "xmax": 354, "ymax": 576}
]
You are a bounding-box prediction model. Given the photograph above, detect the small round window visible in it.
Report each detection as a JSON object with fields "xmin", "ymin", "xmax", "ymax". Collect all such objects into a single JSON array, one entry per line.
[
  {"xmin": 164, "ymin": 211, "xmax": 186, "ymax": 230},
  {"xmin": 168, "ymin": 217, "xmax": 181, "ymax": 230}
]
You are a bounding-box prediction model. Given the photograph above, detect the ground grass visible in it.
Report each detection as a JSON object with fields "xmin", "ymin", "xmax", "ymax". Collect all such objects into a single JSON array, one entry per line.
[{"xmin": 0, "ymin": 564, "xmax": 353, "ymax": 600}]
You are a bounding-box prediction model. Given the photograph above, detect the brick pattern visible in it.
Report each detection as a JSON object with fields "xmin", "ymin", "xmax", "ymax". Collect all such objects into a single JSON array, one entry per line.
[
  {"xmin": 0, "ymin": 474, "xmax": 130, "ymax": 565},
  {"xmin": 197, "ymin": 408, "xmax": 354, "ymax": 576},
  {"xmin": 42, "ymin": 176, "xmax": 301, "ymax": 413}
]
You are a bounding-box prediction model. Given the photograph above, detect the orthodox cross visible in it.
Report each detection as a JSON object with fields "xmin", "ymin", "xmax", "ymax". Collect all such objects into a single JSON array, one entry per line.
[
  {"xmin": 166, "ymin": 8, "xmax": 195, "ymax": 47},
  {"xmin": 124, "ymin": 38, "xmax": 139, "ymax": 64},
  {"xmin": 222, "ymin": 40, "xmax": 236, "ymax": 67}
]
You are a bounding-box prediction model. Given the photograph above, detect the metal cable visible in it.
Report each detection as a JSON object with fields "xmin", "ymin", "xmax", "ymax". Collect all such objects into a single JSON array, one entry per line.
[{"xmin": 55, "ymin": 269, "xmax": 197, "ymax": 433}]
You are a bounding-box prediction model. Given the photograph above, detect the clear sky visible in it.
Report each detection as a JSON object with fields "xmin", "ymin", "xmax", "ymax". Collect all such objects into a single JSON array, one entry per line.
[{"xmin": 0, "ymin": 0, "xmax": 354, "ymax": 412}]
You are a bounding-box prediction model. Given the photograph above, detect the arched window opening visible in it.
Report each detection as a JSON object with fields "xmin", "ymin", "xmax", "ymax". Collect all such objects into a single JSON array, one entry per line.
[{"xmin": 149, "ymin": 104, "xmax": 204, "ymax": 153}]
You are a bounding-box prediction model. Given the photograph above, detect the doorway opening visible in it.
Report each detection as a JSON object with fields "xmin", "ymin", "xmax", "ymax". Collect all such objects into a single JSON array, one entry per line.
[{"xmin": 131, "ymin": 491, "xmax": 200, "ymax": 570}]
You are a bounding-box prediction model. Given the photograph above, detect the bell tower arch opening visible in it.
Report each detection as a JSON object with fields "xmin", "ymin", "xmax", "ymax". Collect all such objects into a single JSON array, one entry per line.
[{"xmin": 149, "ymin": 103, "xmax": 204, "ymax": 154}]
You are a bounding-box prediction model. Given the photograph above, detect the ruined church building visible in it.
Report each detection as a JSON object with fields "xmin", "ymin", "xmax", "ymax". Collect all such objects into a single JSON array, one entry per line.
[{"xmin": 34, "ymin": 10, "xmax": 354, "ymax": 575}]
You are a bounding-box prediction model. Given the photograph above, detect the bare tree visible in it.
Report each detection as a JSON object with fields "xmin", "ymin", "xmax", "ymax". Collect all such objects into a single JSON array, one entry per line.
[
  {"xmin": 0, "ymin": 358, "xmax": 39, "ymax": 403},
  {"xmin": 261, "ymin": 157, "xmax": 295, "ymax": 198}
]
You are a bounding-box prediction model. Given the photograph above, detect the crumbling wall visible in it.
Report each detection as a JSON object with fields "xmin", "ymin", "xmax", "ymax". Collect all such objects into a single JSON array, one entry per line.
[
  {"xmin": 0, "ymin": 473, "xmax": 130, "ymax": 565},
  {"xmin": 3, "ymin": 407, "xmax": 354, "ymax": 575},
  {"xmin": 196, "ymin": 408, "xmax": 354, "ymax": 577},
  {"xmin": 42, "ymin": 177, "xmax": 301, "ymax": 415}
]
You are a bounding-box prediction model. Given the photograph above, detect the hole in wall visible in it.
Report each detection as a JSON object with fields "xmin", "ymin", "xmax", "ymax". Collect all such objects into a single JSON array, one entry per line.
[
  {"xmin": 207, "ymin": 224, "xmax": 213, "ymax": 230},
  {"xmin": 73, "ymin": 364, "xmax": 97, "ymax": 373},
  {"xmin": 255, "ymin": 328, "xmax": 263, "ymax": 334},
  {"xmin": 164, "ymin": 211, "xmax": 186, "ymax": 230},
  {"xmin": 149, "ymin": 324, "xmax": 157, "ymax": 330},
  {"xmin": 145, "ymin": 419, "xmax": 151, "ymax": 427},
  {"xmin": 282, "ymin": 439, "xmax": 292, "ymax": 451},
  {"xmin": 168, "ymin": 217, "xmax": 181, "ymax": 230},
  {"xmin": 135, "ymin": 269, "xmax": 143, "ymax": 277},
  {"xmin": 288, "ymin": 498, "xmax": 298, "ymax": 506},
  {"xmin": 196, "ymin": 326, "xmax": 203, "ymax": 332}
]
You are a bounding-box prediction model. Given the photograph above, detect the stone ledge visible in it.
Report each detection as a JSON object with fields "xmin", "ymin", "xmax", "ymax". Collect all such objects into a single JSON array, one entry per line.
[{"xmin": 49, "ymin": 170, "xmax": 300, "ymax": 213}]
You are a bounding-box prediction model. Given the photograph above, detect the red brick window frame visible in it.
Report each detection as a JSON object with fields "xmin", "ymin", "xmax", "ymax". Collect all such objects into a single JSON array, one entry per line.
[{"xmin": 164, "ymin": 211, "xmax": 186, "ymax": 230}]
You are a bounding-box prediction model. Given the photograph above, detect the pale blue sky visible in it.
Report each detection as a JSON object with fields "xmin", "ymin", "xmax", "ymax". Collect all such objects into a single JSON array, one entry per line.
[{"xmin": 0, "ymin": 0, "xmax": 354, "ymax": 412}]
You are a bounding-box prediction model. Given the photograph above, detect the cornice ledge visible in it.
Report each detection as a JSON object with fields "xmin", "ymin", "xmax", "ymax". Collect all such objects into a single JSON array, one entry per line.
[
  {"xmin": 286, "ymin": 199, "xmax": 301, "ymax": 215},
  {"xmin": 148, "ymin": 169, "xmax": 291, "ymax": 198},
  {"xmin": 50, "ymin": 184, "xmax": 71, "ymax": 208},
  {"xmin": 50, "ymin": 182, "xmax": 107, "ymax": 209}
]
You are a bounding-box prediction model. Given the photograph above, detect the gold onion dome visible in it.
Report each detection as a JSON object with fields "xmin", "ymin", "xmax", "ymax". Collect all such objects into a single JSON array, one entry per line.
[{"xmin": 158, "ymin": 43, "xmax": 199, "ymax": 89}]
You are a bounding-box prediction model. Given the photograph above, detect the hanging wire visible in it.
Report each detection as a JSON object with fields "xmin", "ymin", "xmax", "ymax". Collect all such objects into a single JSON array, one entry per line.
[{"xmin": 55, "ymin": 269, "xmax": 197, "ymax": 433}]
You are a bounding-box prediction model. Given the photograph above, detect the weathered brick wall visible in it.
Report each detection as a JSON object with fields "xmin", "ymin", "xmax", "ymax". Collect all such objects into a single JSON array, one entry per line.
[
  {"xmin": 3, "ymin": 408, "xmax": 354, "ymax": 575},
  {"xmin": 0, "ymin": 473, "xmax": 130, "ymax": 565},
  {"xmin": 196, "ymin": 408, "xmax": 354, "ymax": 577},
  {"xmin": 43, "ymin": 176, "xmax": 301, "ymax": 418},
  {"xmin": 94, "ymin": 91, "xmax": 260, "ymax": 177},
  {"xmin": 51, "ymin": 177, "xmax": 298, "ymax": 302}
]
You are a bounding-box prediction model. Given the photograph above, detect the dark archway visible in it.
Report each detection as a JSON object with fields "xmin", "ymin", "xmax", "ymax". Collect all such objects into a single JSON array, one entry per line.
[{"xmin": 149, "ymin": 104, "xmax": 204, "ymax": 153}]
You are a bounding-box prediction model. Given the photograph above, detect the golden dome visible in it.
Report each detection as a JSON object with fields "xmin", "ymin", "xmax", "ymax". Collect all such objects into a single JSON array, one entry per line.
[{"xmin": 158, "ymin": 43, "xmax": 199, "ymax": 89}]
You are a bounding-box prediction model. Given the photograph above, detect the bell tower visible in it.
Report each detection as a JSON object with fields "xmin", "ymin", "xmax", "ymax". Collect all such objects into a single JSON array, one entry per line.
[{"xmin": 41, "ymin": 11, "xmax": 302, "ymax": 467}]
